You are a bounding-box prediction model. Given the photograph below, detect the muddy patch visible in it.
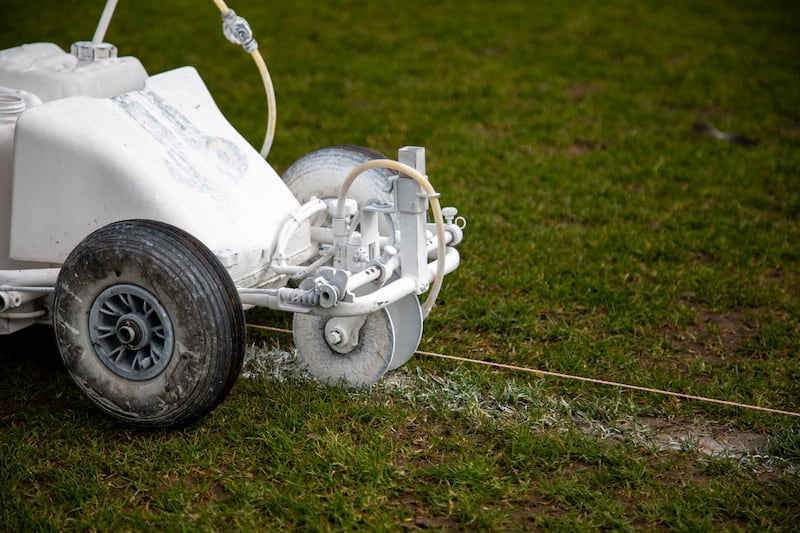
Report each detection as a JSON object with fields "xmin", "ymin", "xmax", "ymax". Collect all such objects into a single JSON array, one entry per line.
[
  {"xmin": 620, "ymin": 416, "xmax": 768, "ymax": 457},
  {"xmin": 666, "ymin": 300, "xmax": 759, "ymax": 364}
]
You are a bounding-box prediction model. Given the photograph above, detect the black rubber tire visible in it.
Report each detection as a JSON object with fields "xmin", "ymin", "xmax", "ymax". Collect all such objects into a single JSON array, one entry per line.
[{"xmin": 53, "ymin": 220, "xmax": 245, "ymax": 428}]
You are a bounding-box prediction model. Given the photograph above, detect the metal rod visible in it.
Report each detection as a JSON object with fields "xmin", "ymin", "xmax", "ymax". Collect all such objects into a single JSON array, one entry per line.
[{"xmin": 0, "ymin": 268, "xmax": 60, "ymax": 287}]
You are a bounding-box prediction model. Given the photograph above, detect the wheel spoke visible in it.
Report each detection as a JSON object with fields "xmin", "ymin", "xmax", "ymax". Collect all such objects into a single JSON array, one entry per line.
[
  {"xmin": 149, "ymin": 345, "xmax": 162, "ymax": 364},
  {"xmin": 151, "ymin": 324, "xmax": 165, "ymax": 340},
  {"xmin": 119, "ymin": 293, "xmax": 138, "ymax": 313},
  {"xmin": 99, "ymin": 299, "xmax": 125, "ymax": 317},
  {"xmin": 96, "ymin": 327, "xmax": 117, "ymax": 340},
  {"xmin": 108, "ymin": 344, "xmax": 127, "ymax": 364}
]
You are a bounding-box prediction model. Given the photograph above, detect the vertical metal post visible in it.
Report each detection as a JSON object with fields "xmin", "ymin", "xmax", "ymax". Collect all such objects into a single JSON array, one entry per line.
[{"xmin": 397, "ymin": 146, "xmax": 428, "ymax": 291}]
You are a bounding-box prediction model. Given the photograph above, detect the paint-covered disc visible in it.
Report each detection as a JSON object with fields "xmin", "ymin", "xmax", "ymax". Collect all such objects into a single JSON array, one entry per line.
[{"xmin": 293, "ymin": 310, "xmax": 395, "ymax": 387}]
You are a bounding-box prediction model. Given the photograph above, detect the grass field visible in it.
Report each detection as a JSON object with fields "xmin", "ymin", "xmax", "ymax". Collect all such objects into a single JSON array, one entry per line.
[{"xmin": 1, "ymin": 0, "xmax": 799, "ymax": 530}]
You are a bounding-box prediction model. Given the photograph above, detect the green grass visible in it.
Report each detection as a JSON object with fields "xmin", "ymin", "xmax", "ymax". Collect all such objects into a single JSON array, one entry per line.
[{"xmin": 2, "ymin": 0, "xmax": 799, "ymax": 530}]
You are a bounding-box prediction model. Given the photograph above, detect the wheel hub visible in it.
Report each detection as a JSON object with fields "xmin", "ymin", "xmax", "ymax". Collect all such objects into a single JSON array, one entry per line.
[
  {"xmin": 89, "ymin": 284, "xmax": 174, "ymax": 381},
  {"xmin": 115, "ymin": 313, "xmax": 149, "ymax": 350},
  {"xmin": 324, "ymin": 315, "xmax": 368, "ymax": 354}
]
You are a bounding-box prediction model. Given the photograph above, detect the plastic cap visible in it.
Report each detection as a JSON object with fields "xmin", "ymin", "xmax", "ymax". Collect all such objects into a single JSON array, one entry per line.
[{"xmin": 71, "ymin": 41, "xmax": 118, "ymax": 62}]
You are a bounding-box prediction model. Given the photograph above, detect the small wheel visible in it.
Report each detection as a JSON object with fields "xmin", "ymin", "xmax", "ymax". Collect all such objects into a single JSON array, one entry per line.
[
  {"xmin": 386, "ymin": 292, "xmax": 424, "ymax": 371},
  {"xmin": 53, "ymin": 220, "xmax": 245, "ymax": 428},
  {"xmin": 293, "ymin": 310, "xmax": 395, "ymax": 387},
  {"xmin": 281, "ymin": 145, "xmax": 397, "ymax": 232}
]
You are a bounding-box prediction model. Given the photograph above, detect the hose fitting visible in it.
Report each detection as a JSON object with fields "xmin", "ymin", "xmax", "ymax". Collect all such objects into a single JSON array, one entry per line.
[{"xmin": 222, "ymin": 10, "xmax": 258, "ymax": 53}]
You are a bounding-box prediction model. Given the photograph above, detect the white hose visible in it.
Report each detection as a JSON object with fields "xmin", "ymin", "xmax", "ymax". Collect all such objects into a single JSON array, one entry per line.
[
  {"xmin": 336, "ymin": 159, "xmax": 447, "ymax": 317},
  {"xmin": 212, "ymin": 0, "xmax": 277, "ymax": 159},
  {"xmin": 251, "ymin": 50, "xmax": 277, "ymax": 159},
  {"xmin": 211, "ymin": 0, "xmax": 230, "ymax": 13},
  {"xmin": 92, "ymin": 0, "xmax": 119, "ymax": 44}
]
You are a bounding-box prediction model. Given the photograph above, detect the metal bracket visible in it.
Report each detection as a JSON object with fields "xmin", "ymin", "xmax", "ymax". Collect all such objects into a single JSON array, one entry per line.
[{"xmin": 397, "ymin": 147, "xmax": 429, "ymax": 291}]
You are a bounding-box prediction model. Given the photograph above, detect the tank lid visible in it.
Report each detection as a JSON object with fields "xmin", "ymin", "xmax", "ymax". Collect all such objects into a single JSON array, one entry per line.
[{"xmin": 70, "ymin": 41, "xmax": 118, "ymax": 62}]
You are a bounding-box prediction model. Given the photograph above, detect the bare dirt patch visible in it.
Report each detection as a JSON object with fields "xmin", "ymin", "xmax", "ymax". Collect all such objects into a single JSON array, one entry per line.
[
  {"xmin": 567, "ymin": 83, "xmax": 598, "ymax": 101},
  {"xmin": 565, "ymin": 138, "xmax": 606, "ymax": 157},
  {"xmin": 627, "ymin": 416, "xmax": 768, "ymax": 458},
  {"xmin": 662, "ymin": 299, "xmax": 760, "ymax": 373}
]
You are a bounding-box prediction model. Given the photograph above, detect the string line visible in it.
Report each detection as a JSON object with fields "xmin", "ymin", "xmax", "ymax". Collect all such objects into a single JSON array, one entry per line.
[{"xmin": 246, "ymin": 323, "xmax": 800, "ymax": 418}]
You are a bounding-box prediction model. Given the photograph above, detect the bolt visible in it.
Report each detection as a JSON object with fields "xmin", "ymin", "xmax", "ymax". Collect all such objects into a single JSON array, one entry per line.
[{"xmin": 326, "ymin": 329, "xmax": 343, "ymax": 346}]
